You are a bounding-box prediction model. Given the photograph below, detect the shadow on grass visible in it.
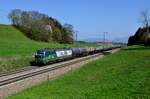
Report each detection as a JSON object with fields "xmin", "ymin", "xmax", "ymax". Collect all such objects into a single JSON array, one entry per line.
[{"xmin": 122, "ymin": 45, "xmax": 150, "ymax": 51}]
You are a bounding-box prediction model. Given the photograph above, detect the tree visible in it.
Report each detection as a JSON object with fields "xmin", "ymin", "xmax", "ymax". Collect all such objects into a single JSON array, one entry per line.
[
  {"xmin": 30, "ymin": 20, "xmax": 51, "ymax": 42},
  {"xmin": 63, "ymin": 24, "xmax": 75, "ymax": 43},
  {"xmin": 141, "ymin": 10, "xmax": 150, "ymax": 32},
  {"xmin": 141, "ymin": 10, "xmax": 150, "ymax": 44},
  {"xmin": 8, "ymin": 9, "xmax": 22, "ymax": 26},
  {"xmin": 128, "ymin": 10, "xmax": 150, "ymax": 46},
  {"xmin": 8, "ymin": 9, "xmax": 75, "ymax": 43},
  {"xmin": 20, "ymin": 11, "xmax": 30, "ymax": 27}
]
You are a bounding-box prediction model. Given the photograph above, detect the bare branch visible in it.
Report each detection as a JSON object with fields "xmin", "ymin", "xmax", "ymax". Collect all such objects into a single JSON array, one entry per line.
[{"xmin": 141, "ymin": 10, "xmax": 150, "ymax": 28}]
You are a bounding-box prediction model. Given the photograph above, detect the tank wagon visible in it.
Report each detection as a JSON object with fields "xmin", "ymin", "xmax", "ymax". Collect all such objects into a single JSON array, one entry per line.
[
  {"xmin": 34, "ymin": 45, "xmax": 121, "ymax": 65},
  {"xmin": 71, "ymin": 47, "xmax": 86, "ymax": 57}
]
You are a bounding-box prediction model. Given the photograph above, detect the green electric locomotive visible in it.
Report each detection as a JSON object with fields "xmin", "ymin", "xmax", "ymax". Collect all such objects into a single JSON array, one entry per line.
[{"xmin": 35, "ymin": 48, "xmax": 73, "ymax": 65}]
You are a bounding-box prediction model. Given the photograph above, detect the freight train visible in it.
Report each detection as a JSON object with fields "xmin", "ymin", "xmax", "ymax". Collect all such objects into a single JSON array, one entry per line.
[{"xmin": 34, "ymin": 45, "xmax": 121, "ymax": 65}]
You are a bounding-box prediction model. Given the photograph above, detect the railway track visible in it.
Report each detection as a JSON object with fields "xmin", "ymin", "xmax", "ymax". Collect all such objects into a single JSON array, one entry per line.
[
  {"xmin": 0, "ymin": 66, "xmax": 38, "ymax": 77},
  {"xmin": 0, "ymin": 48, "xmax": 120, "ymax": 87},
  {"xmin": 0, "ymin": 53, "xmax": 102, "ymax": 86},
  {"xmin": 0, "ymin": 53, "xmax": 100, "ymax": 78},
  {"xmin": 0, "ymin": 48, "xmax": 120, "ymax": 98}
]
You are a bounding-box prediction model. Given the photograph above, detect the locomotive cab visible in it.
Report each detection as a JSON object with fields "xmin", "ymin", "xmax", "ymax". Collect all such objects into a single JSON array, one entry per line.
[{"xmin": 35, "ymin": 49, "xmax": 56, "ymax": 65}]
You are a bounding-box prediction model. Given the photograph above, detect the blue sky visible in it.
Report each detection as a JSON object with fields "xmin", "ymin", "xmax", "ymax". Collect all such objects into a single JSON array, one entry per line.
[{"xmin": 0, "ymin": 0, "xmax": 150, "ymax": 42}]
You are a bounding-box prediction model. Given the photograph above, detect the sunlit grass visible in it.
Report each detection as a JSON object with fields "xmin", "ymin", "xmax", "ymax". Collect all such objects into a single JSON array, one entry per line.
[
  {"xmin": 7, "ymin": 45, "xmax": 150, "ymax": 99},
  {"xmin": 0, "ymin": 24, "xmax": 99, "ymax": 72}
]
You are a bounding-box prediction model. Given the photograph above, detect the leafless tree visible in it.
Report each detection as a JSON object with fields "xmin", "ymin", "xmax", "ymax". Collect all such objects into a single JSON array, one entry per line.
[
  {"xmin": 141, "ymin": 10, "xmax": 150, "ymax": 32},
  {"xmin": 63, "ymin": 24, "xmax": 75, "ymax": 43},
  {"xmin": 8, "ymin": 9, "xmax": 22, "ymax": 26}
]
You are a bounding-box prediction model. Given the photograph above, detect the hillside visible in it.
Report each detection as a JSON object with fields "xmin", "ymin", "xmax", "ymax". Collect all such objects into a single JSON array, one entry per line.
[
  {"xmin": 7, "ymin": 45, "xmax": 150, "ymax": 98},
  {"xmin": 128, "ymin": 27, "xmax": 150, "ymax": 45},
  {"xmin": 0, "ymin": 24, "xmax": 66, "ymax": 56},
  {"xmin": 0, "ymin": 24, "xmax": 64, "ymax": 71},
  {"xmin": 0, "ymin": 24, "xmax": 99, "ymax": 56},
  {"xmin": 0, "ymin": 24, "xmax": 99, "ymax": 72}
]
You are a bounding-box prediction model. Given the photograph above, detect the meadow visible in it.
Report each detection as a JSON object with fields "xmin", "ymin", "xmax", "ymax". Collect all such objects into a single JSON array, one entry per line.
[
  {"xmin": 0, "ymin": 24, "xmax": 98, "ymax": 72},
  {"xmin": 7, "ymin": 45, "xmax": 150, "ymax": 99}
]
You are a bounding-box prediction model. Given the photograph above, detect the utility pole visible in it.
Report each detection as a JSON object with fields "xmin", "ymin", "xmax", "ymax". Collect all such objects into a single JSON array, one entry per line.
[
  {"xmin": 103, "ymin": 32, "xmax": 108, "ymax": 50},
  {"xmin": 75, "ymin": 31, "xmax": 78, "ymax": 41}
]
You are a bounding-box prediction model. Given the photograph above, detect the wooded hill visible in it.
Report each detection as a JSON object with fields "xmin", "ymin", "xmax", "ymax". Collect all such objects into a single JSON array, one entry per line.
[
  {"xmin": 128, "ymin": 10, "xmax": 150, "ymax": 46},
  {"xmin": 8, "ymin": 9, "xmax": 74, "ymax": 43},
  {"xmin": 128, "ymin": 27, "xmax": 150, "ymax": 45}
]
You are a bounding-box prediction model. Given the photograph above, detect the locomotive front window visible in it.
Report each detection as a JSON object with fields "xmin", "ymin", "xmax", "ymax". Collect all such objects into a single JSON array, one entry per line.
[{"xmin": 36, "ymin": 50, "xmax": 45, "ymax": 57}]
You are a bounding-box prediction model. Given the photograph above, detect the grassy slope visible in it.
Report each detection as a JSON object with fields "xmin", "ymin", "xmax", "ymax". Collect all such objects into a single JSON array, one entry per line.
[
  {"xmin": 0, "ymin": 25, "xmax": 98, "ymax": 56},
  {"xmin": 0, "ymin": 24, "xmax": 98, "ymax": 72},
  {"xmin": 7, "ymin": 45, "xmax": 150, "ymax": 99},
  {"xmin": 0, "ymin": 24, "xmax": 63, "ymax": 71},
  {"xmin": 0, "ymin": 25, "xmax": 64, "ymax": 56}
]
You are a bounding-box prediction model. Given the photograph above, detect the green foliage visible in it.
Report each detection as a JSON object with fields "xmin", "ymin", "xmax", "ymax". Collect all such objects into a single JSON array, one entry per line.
[
  {"xmin": 8, "ymin": 9, "xmax": 75, "ymax": 43},
  {"xmin": 128, "ymin": 27, "xmax": 150, "ymax": 46},
  {"xmin": 62, "ymin": 24, "xmax": 74, "ymax": 43},
  {"xmin": 0, "ymin": 24, "xmax": 64, "ymax": 72},
  {"xmin": 0, "ymin": 24, "xmax": 99, "ymax": 72},
  {"xmin": 0, "ymin": 24, "xmax": 98, "ymax": 57},
  {"xmin": 7, "ymin": 45, "xmax": 150, "ymax": 98},
  {"xmin": 0, "ymin": 24, "xmax": 64, "ymax": 56}
]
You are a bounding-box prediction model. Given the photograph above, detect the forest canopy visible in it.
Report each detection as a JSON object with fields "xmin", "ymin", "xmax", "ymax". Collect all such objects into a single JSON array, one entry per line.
[{"xmin": 8, "ymin": 9, "xmax": 74, "ymax": 43}]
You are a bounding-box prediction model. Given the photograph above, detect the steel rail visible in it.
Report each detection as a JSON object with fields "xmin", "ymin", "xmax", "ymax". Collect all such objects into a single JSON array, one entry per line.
[
  {"xmin": 0, "ymin": 53, "xmax": 101, "ymax": 86},
  {"xmin": 0, "ymin": 66, "xmax": 38, "ymax": 77}
]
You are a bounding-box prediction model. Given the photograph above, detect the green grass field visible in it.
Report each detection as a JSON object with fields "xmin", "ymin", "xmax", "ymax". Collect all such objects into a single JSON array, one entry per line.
[
  {"xmin": 0, "ymin": 24, "xmax": 99, "ymax": 72},
  {"xmin": 0, "ymin": 24, "xmax": 98, "ymax": 56},
  {"xmin": 7, "ymin": 45, "xmax": 150, "ymax": 99}
]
